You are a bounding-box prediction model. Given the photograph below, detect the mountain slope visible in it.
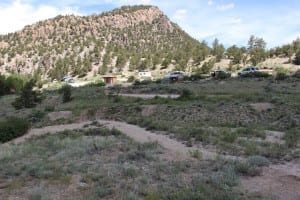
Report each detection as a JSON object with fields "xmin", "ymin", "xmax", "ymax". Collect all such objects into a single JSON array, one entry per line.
[{"xmin": 0, "ymin": 5, "xmax": 210, "ymax": 80}]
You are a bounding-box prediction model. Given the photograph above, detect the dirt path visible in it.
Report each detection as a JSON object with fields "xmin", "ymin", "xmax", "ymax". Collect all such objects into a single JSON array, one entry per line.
[
  {"xmin": 98, "ymin": 120, "xmax": 220, "ymax": 160},
  {"xmin": 12, "ymin": 119, "xmax": 218, "ymax": 160},
  {"xmin": 116, "ymin": 93, "xmax": 180, "ymax": 99},
  {"xmin": 13, "ymin": 121, "xmax": 89, "ymax": 144}
]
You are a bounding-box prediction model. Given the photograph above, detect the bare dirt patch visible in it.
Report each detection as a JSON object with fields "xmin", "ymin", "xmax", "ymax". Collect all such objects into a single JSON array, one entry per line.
[
  {"xmin": 48, "ymin": 111, "xmax": 72, "ymax": 121},
  {"xmin": 250, "ymin": 103, "xmax": 274, "ymax": 112},
  {"xmin": 242, "ymin": 161, "xmax": 300, "ymax": 200},
  {"xmin": 44, "ymin": 95, "xmax": 61, "ymax": 106},
  {"xmin": 265, "ymin": 130, "xmax": 285, "ymax": 144},
  {"xmin": 141, "ymin": 105, "xmax": 157, "ymax": 116}
]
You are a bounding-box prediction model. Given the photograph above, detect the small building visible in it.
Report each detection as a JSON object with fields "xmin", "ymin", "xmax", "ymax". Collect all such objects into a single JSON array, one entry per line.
[{"xmin": 103, "ymin": 75, "xmax": 117, "ymax": 85}]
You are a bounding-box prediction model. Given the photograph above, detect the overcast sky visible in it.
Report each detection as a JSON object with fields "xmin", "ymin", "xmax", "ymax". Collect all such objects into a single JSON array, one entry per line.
[{"xmin": 0, "ymin": 0, "xmax": 300, "ymax": 48}]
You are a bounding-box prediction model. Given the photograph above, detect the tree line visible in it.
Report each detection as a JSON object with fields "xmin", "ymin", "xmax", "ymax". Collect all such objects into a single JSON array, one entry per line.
[{"xmin": 218, "ymin": 36, "xmax": 300, "ymax": 66}]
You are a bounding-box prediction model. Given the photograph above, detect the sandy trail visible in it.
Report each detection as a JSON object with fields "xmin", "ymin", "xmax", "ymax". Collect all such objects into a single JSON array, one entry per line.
[
  {"xmin": 12, "ymin": 119, "xmax": 217, "ymax": 160},
  {"xmin": 99, "ymin": 120, "xmax": 219, "ymax": 160}
]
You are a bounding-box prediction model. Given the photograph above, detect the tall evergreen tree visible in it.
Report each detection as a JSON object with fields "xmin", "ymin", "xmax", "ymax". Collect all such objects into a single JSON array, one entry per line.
[{"xmin": 247, "ymin": 35, "xmax": 267, "ymax": 65}]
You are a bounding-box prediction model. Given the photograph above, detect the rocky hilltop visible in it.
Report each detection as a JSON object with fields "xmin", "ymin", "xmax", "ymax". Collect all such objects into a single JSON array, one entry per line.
[{"xmin": 0, "ymin": 5, "xmax": 209, "ymax": 80}]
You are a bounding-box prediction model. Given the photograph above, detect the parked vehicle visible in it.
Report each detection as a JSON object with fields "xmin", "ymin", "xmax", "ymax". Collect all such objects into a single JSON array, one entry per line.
[
  {"xmin": 238, "ymin": 67, "xmax": 259, "ymax": 76},
  {"xmin": 170, "ymin": 71, "xmax": 185, "ymax": 81},
  {"xmin": 67, "ymin": 78, "xmax": 75, "ymax": 83},
  {"xmin": 163, "ymin": 71, "xmax": 185, "ymax": 82},
  {"xmin": 61, "ymin": 75, "xmax": 75, "ymax": 83}
]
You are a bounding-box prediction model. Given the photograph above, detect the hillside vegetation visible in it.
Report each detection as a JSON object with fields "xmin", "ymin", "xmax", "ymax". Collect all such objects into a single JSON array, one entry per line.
[{"xmin": 0, "ymin": 5, "xmax": 209, "ymax": 80}]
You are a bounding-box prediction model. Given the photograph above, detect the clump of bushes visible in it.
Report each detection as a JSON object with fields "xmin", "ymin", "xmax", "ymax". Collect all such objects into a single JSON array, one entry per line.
[
  {"xmin": 234, "ymin": 156, "xmax": 270, "ymax": 176},
  {"xmin": 0, "ymin": 74, "xmax": 30, "ymax": 96},
  {"xmin": 0, "ymin": 117, "xmax": 30, "ymax": 143},
  {"xmin": 133, "ymin": 79, "xmax": 152, "ymax": 85},
  {"xmin": 59, "ymin": 84, "xmax": 72, "ymax": 103},
  {"xmin": 247, "ymin": 155, "xmax": 270, "ymax": 167},
  {"xmin": 275, "ymin": 67, "xmax": 288, "ymax": 80},
  {"xmin": 210, "ymin": 166, "xmax": 239, "ymax": 188},
  {"xmin": 30, "ymin": 110, "xmax": 46, "ymax": 123},
  {"xmin": 177, "ymin": 89, "xmax": 194, "ymax": 101},
  {"xmin": 240, "ymin": 71, "xmax": 270, "ymax": 78},
  {"xmin": 88, "ymin": 80, "xmax": 105, "ymax": 87}
]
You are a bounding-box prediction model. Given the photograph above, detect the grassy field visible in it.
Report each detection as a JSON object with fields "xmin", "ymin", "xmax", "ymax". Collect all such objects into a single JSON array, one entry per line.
[
  {"xmin": 0, "ymin": 77, "xmax": 299, "ymax": 158},
  {"xmin": 0, "ymin": 77, "xmax": 299, "ymax": 199},
  {"xmin": 106, "ymin": 78, "xmax": 299, "ymax": 159},
  {"xmin": 0, "ymin": 128, "xmax": 268, "ymax": 199}
]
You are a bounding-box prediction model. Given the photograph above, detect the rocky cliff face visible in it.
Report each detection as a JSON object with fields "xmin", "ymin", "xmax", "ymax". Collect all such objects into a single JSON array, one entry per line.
[{"xmin": 0, "ymin": 5, "xmax": 208, "ymax": 79}]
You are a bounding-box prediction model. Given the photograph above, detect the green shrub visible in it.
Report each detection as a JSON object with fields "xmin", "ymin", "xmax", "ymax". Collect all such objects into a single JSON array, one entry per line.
[
  {"xmin": 247, "ymin": 155, "xmax": 270, "ymax": 167},
  {"xmin": 221, "ymin": 130, "xmax": 237, "ymax": 143},
  {"xmin": 30, "ymin": 110, "xmax": 46, "ymax": 122},
  {"xmin": 133, "ymin": 79, "xmax": 152, "ymax": 85},
  {"xmin": 284, "ymin": 128, "xmax": 299, "ymax": 148},
  {"xmin": 253, "ymin": 71, "xmax": 270, "ymax": 78},
  {"xmin": 0, "ymin": 117, "xmax": 30, "ymax": 143},
  {"xmin": 189, "ymin": 149, "xmax": 202, "ymax": 159},
  {"xmin": 0, "ymin": 74, "xmax": 30, "ymax": 96},
  {"xmin": 177, "ymin": 89, "xmax": 194, "ymax": 101},
  {"xmin": 210, "ymin": 166, "xmax": 239, "ymax": 188},
  {"xmin": 234, "ymin": 160, "xmax": 261, "ymax": 176},
  {"xmin": 275, "ymin": 67, "xmax": 288, "ymax": 80},
  {"xmin": 59, "ymin": 84, "xmax": 72, "ymax": 103},
  {"xmin": 89, "ymin": 80, "xmax": 105, "ymax": 87},
  {"xmin": 234, "ymin": 156, "xmax": 269, "ymax": 176},
  {"xmin": 234, "ymin": 161, "xmax": 256, "ymax": 176},
  {"xmin": 44, "ymin": 105, "xmax": 55, "ymax": 112}
]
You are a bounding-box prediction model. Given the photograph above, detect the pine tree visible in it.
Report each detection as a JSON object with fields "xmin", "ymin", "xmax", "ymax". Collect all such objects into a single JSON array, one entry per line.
[
  {"xmin": 247, "ymin": 35, "xmax": 266, "ymax": 65},
  {"xmin": 293, "ymin": 50, "xmax": 300, "ymax": 65},
  {"xmin": 12, "ymin": 80, "xmax": 42, "ymax": 109}
]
